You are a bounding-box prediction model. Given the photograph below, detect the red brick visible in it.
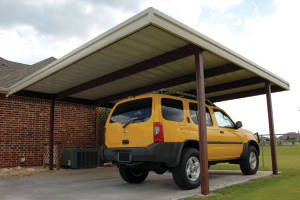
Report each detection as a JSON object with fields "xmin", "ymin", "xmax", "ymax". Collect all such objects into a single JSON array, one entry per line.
[{"xmin": 0, "ymin": 95, "xmax": 96, "ymax": 168}]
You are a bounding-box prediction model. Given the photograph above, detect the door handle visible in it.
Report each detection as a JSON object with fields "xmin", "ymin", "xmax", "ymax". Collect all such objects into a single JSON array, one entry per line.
[
  {"xmin": 220, "ymin": 131, "xmax": 224, "ymax": 134},
  {"xmin": 179, "ymin": 125, "xmax": 186, "ymax": 129}
]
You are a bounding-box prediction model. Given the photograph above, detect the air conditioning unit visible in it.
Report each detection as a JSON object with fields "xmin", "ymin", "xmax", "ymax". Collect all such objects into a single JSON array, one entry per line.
[{"xmin": 62, "ymin": 148, "xmax": 101, "ymax": 169}]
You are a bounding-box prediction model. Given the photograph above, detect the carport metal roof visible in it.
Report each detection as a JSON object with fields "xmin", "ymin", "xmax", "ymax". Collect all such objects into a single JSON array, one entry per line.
[{"xmin": 6, "ymin": 8, "xmax": 289, "ymax": 105}]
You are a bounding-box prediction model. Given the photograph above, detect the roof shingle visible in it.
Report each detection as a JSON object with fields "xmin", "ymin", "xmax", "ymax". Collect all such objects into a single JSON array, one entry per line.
[{"xmin": 0, "ymin": 57, "xmax": 56, "ymax": 88}]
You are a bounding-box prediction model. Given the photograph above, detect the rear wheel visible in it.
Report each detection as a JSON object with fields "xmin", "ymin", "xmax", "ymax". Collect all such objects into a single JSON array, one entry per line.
[
  {"xmin": 172, "ymin": 148, "xmax": 201, "ymax": 190},
  {"xmin": 240, "ymin": 145, "xmax": 259, "ymax": 175},
  {"xmin": 119, "ymin": 167, "xmax": 149, "ymax": 183}
]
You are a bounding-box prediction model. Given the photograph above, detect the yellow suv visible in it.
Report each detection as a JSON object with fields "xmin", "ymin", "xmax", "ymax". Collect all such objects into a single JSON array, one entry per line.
[{"xmin": 104, "ymin": 93, "xmax": 260, "ymax": 189}]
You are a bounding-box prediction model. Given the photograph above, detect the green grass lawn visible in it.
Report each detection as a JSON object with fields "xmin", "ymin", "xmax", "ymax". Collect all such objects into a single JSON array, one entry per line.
[{"xmin": 186, "ymin": 145, "xmax": 300, "ymax": 200}]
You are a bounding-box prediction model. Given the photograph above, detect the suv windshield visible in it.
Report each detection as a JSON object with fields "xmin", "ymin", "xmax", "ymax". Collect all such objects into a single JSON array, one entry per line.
[{"xmin": 110, "ymin": 98, "xmax": 152, "ymax": 124}]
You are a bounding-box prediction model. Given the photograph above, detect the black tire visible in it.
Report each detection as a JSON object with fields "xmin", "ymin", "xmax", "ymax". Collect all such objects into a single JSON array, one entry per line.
[
  {"xmin": 172, "ymin": 148, "xmax": 201, "ymax": 190},
  {"xmin": 119, "ymin": 167, "xmax": 149, "ymax": 184},
  {"xmin": 240, "ymin": 145, "xmax": 259, "ymax": 175}
]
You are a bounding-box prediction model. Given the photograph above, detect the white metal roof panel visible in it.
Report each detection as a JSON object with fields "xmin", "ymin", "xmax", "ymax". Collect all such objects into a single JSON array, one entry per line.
[{"xmin": 5, "ymin": 7, "xmax": 289, "ymax": 103}]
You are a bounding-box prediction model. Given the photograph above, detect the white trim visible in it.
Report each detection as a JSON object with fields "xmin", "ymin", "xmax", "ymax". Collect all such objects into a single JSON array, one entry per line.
[
  {"xmin": 0, "ymin": 87, "xmax": 9, "ymax": 94},
  {"xmin": 7, "ymin": 7, "xmax": 289, "ymax": 96}
]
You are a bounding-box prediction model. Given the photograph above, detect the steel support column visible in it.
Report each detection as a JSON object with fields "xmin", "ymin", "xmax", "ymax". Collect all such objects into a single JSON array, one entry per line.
[
  {"xmin": 265, "ymin": 81, "xmax": 278, "ymax": 175},
  {"xmin": 49, "ymin": 97, "xmax": 55, "ymax": 170},
  {"xmin": 96, "ymin": 107, "xmax": 101, "ymax": 148},
  {"xmin": 195, "ymin": 51, "xmax": 209, "ymax": 195}
]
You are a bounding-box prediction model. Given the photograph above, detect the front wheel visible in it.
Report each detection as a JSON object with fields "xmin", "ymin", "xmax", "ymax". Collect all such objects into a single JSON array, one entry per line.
[
  {"xmin": 172, "ymin": 148, "xmax": 201, "ymax": 190},
  {"xmin": 119, "ymin": 167, "xmax": 149, "ymax": 184},
  {"xmin": 240, "ymin": 145, "xmax": 259, "ymax": 175}
]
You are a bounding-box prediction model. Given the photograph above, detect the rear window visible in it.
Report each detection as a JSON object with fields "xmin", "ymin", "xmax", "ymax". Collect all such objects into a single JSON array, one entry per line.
[
  {"xmin": 161, "ymin": 98, "xmax": 183, "ymax": 122},
  {"xmin": 189, "ymin": 103, "xmax": 212, "ymax": 126},
  {"xmin": 110, "ymin": 98, "xmax": 152, "ymax": 124}
]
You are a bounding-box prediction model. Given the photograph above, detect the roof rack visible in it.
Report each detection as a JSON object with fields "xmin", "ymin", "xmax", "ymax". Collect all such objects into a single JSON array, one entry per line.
[{"xmin": 157, "ymin": 89, "xmax": 216, "ymax": 106}]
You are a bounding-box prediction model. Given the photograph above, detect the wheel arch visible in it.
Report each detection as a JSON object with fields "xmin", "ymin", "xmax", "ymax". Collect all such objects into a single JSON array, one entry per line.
[
  {"xmin": 174, "ymin": 140, "xmax": 199, "ymax": 167},
  {"xmin": 248, "ymin": 140, "xmax": 260, "ymax": 155},
  {"xmin": 240, "ymin": 140, "xmax": 260, "ymax": 160},
  {"xmin": 183, "ymin": 140, "xmax": 199, "ymax": 150}
]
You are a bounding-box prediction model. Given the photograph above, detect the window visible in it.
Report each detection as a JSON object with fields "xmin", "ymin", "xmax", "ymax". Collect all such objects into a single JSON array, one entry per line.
[
  {"xmin": 213, "ymin": 109, "xmax": 235, "ymax": 128},
  {"xmin": 161, "ymin": 98, "xmax": 183, "ymax": 122},
  {"xmin": 189, "ymin": 103, "xmax": 213, "ymax": 126},
  {"xmin": 110, "ymin": 98, "xmax": 152, "ymax": 124}
]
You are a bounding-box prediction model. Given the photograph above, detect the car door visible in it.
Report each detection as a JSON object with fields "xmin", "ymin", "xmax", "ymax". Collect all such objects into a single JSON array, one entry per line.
[
  {"xmin": 186, "ymin": 102, "xmax": 221, "ymax": 160},
  {"xmin": 212, "ymin": 109, "xmax": 243, "ymax": 159},
  {"xmin": 160, "ymin": 97, "xmax": 186, "ymax": 142}
]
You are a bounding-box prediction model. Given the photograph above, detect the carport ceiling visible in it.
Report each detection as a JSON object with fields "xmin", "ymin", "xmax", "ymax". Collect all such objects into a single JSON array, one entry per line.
[{"xmin": 8, "ymin": 8, "xmax": 289, "ymax": 106}]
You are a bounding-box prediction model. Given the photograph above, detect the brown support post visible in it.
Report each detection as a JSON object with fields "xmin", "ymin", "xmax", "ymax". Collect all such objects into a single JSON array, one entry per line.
[
  {"xmin": 195, "ymin": 51, "xmax": 209, "ymax": 195},
  {"xmin": 49, "ymin": 97, "xmax": 55, "ymax": 170},
  {"xmin": 265, "ymin": 81, "xmax": 278, "ymax": 175},
  {"xmin": 96, "ymin": 107, "xmax": 101, "ymax": 148}
]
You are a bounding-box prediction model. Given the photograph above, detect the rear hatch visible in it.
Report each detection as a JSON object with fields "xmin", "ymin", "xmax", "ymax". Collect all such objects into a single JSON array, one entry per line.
[{"xmin": 105, "ymin": 97, "xmax": 154, "ymax": 148}]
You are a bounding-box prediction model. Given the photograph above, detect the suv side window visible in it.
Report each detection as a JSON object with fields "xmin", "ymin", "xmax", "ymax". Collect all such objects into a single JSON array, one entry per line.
[
  {"xmin": 189, "ymin": 103, "xmax": 212, "ymax": 126},
  {"xmin": 213, "ymin": 109, "xmax": 235, "ymax": 128},
  {"xmin": 161, "ymin": 98, "xmax": 183, "ymax": 122}
]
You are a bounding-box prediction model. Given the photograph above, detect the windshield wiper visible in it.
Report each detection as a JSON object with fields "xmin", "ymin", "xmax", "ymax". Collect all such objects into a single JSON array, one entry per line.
[{"xmin": 123, "ymin": 117, "xmax": 144, "ymax": 128}]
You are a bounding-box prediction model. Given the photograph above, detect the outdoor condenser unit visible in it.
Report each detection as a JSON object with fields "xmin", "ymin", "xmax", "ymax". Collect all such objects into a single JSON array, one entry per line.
[{"xmin": 62, "ymin": 148, "xmax": 101, "ymax": 169}]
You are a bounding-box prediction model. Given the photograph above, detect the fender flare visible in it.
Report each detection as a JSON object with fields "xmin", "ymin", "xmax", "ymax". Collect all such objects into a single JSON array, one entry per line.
[
  {"xmin": 173, "ymin": 140, "xmax": 199, "ymax": 167},
  {"xmin": 240, "ymin": 140, "xmax": 260, "ymax": 159}
]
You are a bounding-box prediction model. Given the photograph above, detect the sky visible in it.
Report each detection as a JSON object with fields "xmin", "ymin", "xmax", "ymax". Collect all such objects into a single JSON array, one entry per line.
[{"xmin": 0, "ymin": 0, "xmax": 299, "ymax": 135}]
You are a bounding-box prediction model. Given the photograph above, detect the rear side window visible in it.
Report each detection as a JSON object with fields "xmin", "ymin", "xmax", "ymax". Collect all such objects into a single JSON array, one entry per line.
[
  {"xmin": 189, "ymin": 103, "xmax": 213, "ymax": 126},
  {"xmin": 161, "ymin": 98, "xmax": 183, "ymax": 122},
  {"xmin": 110, "ymin": 98, "xmax": 152, "ymax": 124}
]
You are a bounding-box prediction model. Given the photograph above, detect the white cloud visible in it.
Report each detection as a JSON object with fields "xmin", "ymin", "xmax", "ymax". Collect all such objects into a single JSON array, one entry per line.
[
  {"xmin": 233, "ymin": 19, "xmax": 242, "ymax": 26},
  {"xmin": 224, "ymin": 13, "xmax": 236, "ymax": 19},
  {"xmin": 202, "ymin": 0, "xmax": 300, "ymax": 134},
  {"xmin": 0, "ymin": 0, "xmax": 140, "ymax": 64},
  {"xmin": 142, "ymin": 0, "xmax": 242, "ymax": 31},
  {"xmin": 200, "ymin": 0, "xmax": 242, "ymax": 10},
  {"xmin": 0, "ymin": 25, "xmax": 84, "ymax": 64}
]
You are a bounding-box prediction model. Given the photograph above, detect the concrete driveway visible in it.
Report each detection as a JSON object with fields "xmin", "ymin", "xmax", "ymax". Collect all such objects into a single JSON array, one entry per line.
[{"xmin": 0, "ymin": 166, "xmax": 272, "ymax": 200}]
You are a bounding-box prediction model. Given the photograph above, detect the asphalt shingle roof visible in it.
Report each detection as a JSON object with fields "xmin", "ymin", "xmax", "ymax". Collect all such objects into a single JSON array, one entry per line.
[{"xmin": 0, "ymin": 57, "xmax": 56, "ymax": 88}]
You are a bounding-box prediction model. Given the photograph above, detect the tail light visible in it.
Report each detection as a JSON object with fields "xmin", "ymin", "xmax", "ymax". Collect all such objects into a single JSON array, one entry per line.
[{"xmin": 153, "ymin": 122, "xmax": 164, "ymax": 143}]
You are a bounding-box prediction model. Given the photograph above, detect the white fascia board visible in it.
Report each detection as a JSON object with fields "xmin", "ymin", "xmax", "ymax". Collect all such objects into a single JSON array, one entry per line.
[
  {"xmin": 150, "ymin": 8, "xmax": 290, "ymax": 90},
  {"xmin": 0, "ymin": 87, "xmax": 9, "ymax": 94},
  {"xmin": 7, "ymin": 8, "xmax": 155, "ymax": 96}
]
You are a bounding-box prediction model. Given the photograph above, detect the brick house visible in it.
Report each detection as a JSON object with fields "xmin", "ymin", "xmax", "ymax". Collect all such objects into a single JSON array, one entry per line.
[{"xmin": 0, "ymin": 57, "xmax": 96, "ymax": 168}]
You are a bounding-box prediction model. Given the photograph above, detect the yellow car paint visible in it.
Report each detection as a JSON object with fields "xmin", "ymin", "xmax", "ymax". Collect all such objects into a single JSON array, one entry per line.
[{"xmin": 105, "ymin": 93, "xmax": 258, "ymax": 161}]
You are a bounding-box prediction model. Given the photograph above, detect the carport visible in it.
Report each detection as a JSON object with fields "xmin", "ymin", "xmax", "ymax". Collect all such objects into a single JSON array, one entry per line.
[{"xmin": 6, "ymin": 8, "xmax": 289, "ymax": 195}]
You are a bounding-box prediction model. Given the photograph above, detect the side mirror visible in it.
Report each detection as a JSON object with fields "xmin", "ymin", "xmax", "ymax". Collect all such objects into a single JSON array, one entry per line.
[{"xmin": 235, "ymin": 121, "xmax": 243, "ymax": 129}]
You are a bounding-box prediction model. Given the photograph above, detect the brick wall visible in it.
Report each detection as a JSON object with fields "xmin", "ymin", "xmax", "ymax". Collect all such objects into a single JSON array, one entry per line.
[{"xmin": 0, "ymin": 95, "xmax": 96, "ymax": 168}]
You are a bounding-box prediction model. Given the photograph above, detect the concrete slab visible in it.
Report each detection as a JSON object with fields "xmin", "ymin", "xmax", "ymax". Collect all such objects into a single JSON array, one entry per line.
[{"xmin": 0, "ymin": 167, "xmax": 272, "ymax": 200}]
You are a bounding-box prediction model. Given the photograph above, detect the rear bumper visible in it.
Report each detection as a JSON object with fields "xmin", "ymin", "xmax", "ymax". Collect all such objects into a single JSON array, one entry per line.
[{"xmin": 104, "ymin": 142, "xmax": 183, "ymax": 167}]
